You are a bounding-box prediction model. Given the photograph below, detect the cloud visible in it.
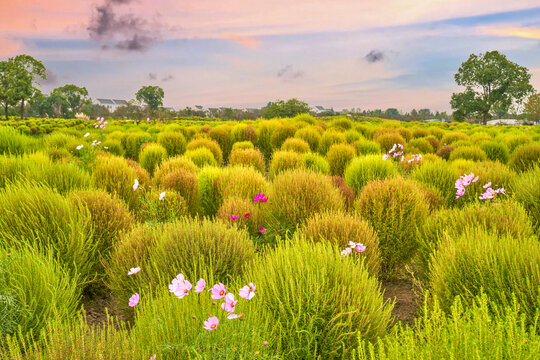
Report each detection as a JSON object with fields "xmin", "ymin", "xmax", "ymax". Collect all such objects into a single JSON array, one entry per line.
[
  {"xmin": 0, "ymin": 37, "xmax": 23, "ymax": 57},
  {"xmin": 365, "ymin": 50, "xmax": 384, "ymax": 63},
  {"xmin": 276, "ymin": 65, "xmax": 304, "ymax": 81},
  {"xmin": 148, "ymin": 72, "xmax": 157, "ymax": 80},
  {"xmin": 478, "ymin": 25, "xmax": 540, "ymax": 40},
  {"xmin": 161, "ymin": 74, "xmax": 174, "ymax": 81},
  {"xmin": 88, "ymin": 0, "xmax": 161, "ymax": 51},
  {"xmin": 219, "ymin": 33, "xmax": 261, "ymax": 48},
  {"xmin": 41, "ymin": 69, "xmax": 59, "ymax": 85}
]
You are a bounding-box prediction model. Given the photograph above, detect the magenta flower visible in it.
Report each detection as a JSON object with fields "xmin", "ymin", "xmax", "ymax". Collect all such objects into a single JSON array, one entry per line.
[
  {"xmin": 259, "ymin": 227, "xmax": 266, "ymax": 235},
  {"xmin": 204, "ymin": 316, "xmax": 219, "ymax": 331},
  {"xmin": 195, "ymin": 278, "xmax": 206, "ymax": 293},
  {"xmin": 355, "ymin": 243, "xmax": 366, "ymax": 253},
  {"xmin": 210, "ymin": 283, "xmax": 227, "ymax": 299},
  {"xmin": 244, "ymin": 213, "xmax": 250, "ymax": 218},
  {"xmin": 253, "ymin": 193, "xmax": 269, "ymax": 202},
  {"xmin": 229, "ymin": 215, "xmax": 239, "ymax": 219},
  {"xmin": 159, "ymin": 192, "xmax": 166, "ymax": 201},
  {"xmin": 239, "ymin": 283, "xmax": 256, "ymax": 300},
  {"xmin": 133, "ymin": 179, "xmax": 139, "ymax": 191},
  {"xmin": 221, "ymin": 293, "xmax": 238, "ymax": 313},
  {"xmin": 128, "ymin": 267, "xmax": 141, "ymax": 275},
  {"xmin": 128, "ymin": 293, "xmax": 139, "ymax": 307}
]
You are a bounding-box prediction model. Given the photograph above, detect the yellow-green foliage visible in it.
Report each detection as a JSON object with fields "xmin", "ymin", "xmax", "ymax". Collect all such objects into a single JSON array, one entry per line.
[
  {"xmin": 270, "ymin": 169, "xmax": 345, "ymax": 228},
  {"xmin": 159, "ymin": 168, "xmax": 198, "ymax": 214},
  {"xmin": 300, "ymin": 210, "xmax": 381, "ymax": 275},
  {"xmin": 396, "ymin": 128, "xmax": 412, "ymax": 141},
  {"xmin": 106, "ymin": 219, "xmax": 255, "ymax": 309},
  {"xmin": 354, "ymin": 139, "xmax": 381, "ymax": 155},
  {"xmin": 92, "ymin": 155, "xmax": 139, "ymax": 209},
  {"xmin": 228, "ymin": 148, "xmax": 265, "ymax": 173},
  {"xmin": 245, "ymin": 240, "xmax": 394, "ymax": 359},
  {"xmin": 101, "ymin": 139, "xmax": 125, "ymax": 156},
  {"xmin": 470, "ymin": 131, "xmax": 492, "ymax": 144},
  {"xmin": 302, "ymin": 152, "xmax": 330, "ymax": 174},
  {"xmin": 411, "ymin": 160, "xmax": 458, "ymax": 204},
  {"xmin": 230, "ymin": 123, "xmax": 257, "ymax": 145},
  {"xmin": 344, "ymin": 129, "xmax": 362, "ymax": 143},
  {"xmin": 465, "ymin": 161, "xmax": 515, "ymax": 199},
  {"xmin": 137, "ymin": 189, "xmax": 188, "ymax": 225},
  {"xmin": 424, "ymin": 135, "xmax": 440, "ymax": 152},
  {"xmin": 407, "ymin": 138, "xmax": 434, "ymax": 153},
  {"xmin": 330, "ymin": 117, "xmax": 353, "ymax": 130},
  {"xmin": 184, "ymin": 147, "xmax": 218, "ymax": 168},
  {"xmin": 512, "ymin": 166, "xmax": 540, "ymax": 231},
  {"xmin": 0, "ymin": 182, "xmax": 96, "ymax": 281},
  {"xmin": 441, "ymin": 132, "xmax": 469, "ymax": 145},
  {"xmin": 218, "ymin": 165, "xmax": 269, "ymax": 201},
  {"xmin": 0, "ymin": 246, "xmax": 81, "ymax": 338},
  {"xmin": 231, "ymin": 141, "xmax": 254, "ymax": 150},
  {"xmin": 503, "ymin": 134, "xmax": 531, "ymax": 153},
  {"xmin": 270, "ymin": 123, "xmax": 297, "ymax": 150},
  {"xmin": 186, "ymin": 137, "xmax": 223, "ymax": 165},
  {"xmin": 436, "ymin": 145, "xmax": 454, "ymax": 160},
  {"xmin": 480, "ymin": 141, "xmax": 510, "ymax": 163},
  {"xmin": 257, "ymin": 120, "xmax": 280, "ymax": 159},
  {"xmin": 344, "ymin": 155, "xmax": 399, "ymax": 194},
  {"xmin": 448, "ymin": 145, "xmax": 487, "ymax": 161},
  {"xmin": 0, "ymin": 126, "xmax": 37, "ymax": 155},
  {"xmin": 139, "ymin": 143, "xmax": 167, "ymax": 175},
  {"xmin": 281, "ymin": 137, "xmax": 311, "ymax": 153},
  {"xmin": 318, "ymin": 130, "xmax": 346, "ymax": 155},
  {"xmin": 157, "ymin": 131, "xmax": 186, "ymax": 157},
  {"xmin": 197, "ymin": 166, "xmax": 224, "ymax": 217},
  {"xmin": 153, "ymin": 156, "xmax": 198, "ymax": 185},
  {"xmin": 508, "ymin": 143, "xmax": 540, "ymax": 172},
  {"xmin": 355, "ymin": 177, "xmax": 429, "ymax": 278},
  {"xmin": 208, "ymin": 125, "xmax": 233, "ymax": 159},
  {"xmin": 375, "ymin": 133, "xmax": 406, "ymax": 153},
  {"xmin": 411, "ymin": 128, "xmax": 429, "ymax": 138},
  {"xmin": 295, "ymin": 126, "xmax": 322, "ymax": 151},
  {"xmin": 327, "ymin": 143, "xmax": 356, "ymax": 176},
  {"xmin": 217, "ymin": 196, "xmax": 266, "ymax": 237},
  {"xmin": 269, "ymin": 150, "xmax": 304, "ymax": 179},
  {"xmin": 124, "ymin": 132, "xmax": 152, "ymax": 160},
  {"xmin": 429, "ymin": 127, "xmax": 446, "ymax": 140},
  {"xmin": 429, "ymin": 228, "xmax": 540, "ymax": 324}
]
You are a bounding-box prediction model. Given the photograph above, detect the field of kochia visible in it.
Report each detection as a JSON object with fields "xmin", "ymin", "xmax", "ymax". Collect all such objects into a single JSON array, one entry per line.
[{"xmin": 0, "ymin": 114, "xmax": 539, "ymax": 359}]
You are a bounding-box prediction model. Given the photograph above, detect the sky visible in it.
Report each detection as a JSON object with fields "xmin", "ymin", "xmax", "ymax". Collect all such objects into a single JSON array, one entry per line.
[{"xmin": 1, "ymin": 0, "xmax": 540, "ymax": 112}]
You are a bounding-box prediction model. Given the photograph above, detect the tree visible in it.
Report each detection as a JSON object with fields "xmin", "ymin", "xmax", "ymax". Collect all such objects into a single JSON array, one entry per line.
[
  {"xmin": 451, "ymin": 51, "xmax": 534, "ymax": 125},
  {"xmin": 135, "ymin": 86, "xmax": 164, "ymax": 118},
  {"xmin": 51, "ymin": 84, "xmax": 90, "ymax": 117},
  {"xmin": 0, "ymin": 61, "xmax": 17, "ymax": 120},
  {"xmin": 384, "ymin": 108, "xmax": 400, "ymax": 117},
  {"xmin": 263, "ymin": 98, "xmax": 310, "ymax": 119},
  {"xmin": 113, "ymin": 100, "xmax": 143, "ymax": 122},
  {"xmin": 524, "ymin": 93, "xmax": 540, "ymax": 123}
]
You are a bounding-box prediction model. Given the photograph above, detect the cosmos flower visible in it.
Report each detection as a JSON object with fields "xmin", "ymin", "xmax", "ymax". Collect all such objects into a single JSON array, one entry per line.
[
  {"xmin": 483, "ymin": 182, "xmax": 492, "ymax": 189},
  {"xmin": 159, "ymin": 192, "xmax": 166, "ymax": 200},
  {"xmin": 229, "ymin": 215, "xmax": 239, "ymax": 219},
  {"xmin": 128, "ymin": 267, "xmax": 140, "ymax": 275},
  {"xmin": 84, "ymin": 132, "xmax": 90, "ymax": 137},
  {"xmin": 244, "ymin": 213, "xmax": 250, "ymax": 218},
  {"xmin": 133, "ymin": 179, "xmax": 139, "ymax": 191},
  {"xmin": 168, "ymin": 274, "xmax": 186, "ymax": 293},
  {"xmin": 174, "ymin": 280, "xmax": 192, "ymax": 299},
  {"xmin": 128, "ymin": 293, "xmax": 139, "ymax": 307},
  {"xmin": 204, "ymin": 316, "xmax": 219, "ymax": 331},
  {"xmin": 210, "ymin": 283, "xmax": 227, "ymax": 299},
  {"xmin": 259, "ymin": 227, "xmax": 266, "ymax": 235},
  {"xmin": 221, "ymin": 293, "xmax": 238, "ymax": 313},
  {"xmin": 239, "ymin": 283, "xmax": 256, "ymax": 300},
  {"xmin": 76, "ymin": 145, "xmax": 83, "ymax": 150},
  {"xmin": 227, "ymin": 313, "xmax": 243, "ymax": 319},
  {"xmin": 195, "ymin": 278, "xmax": 206, "ymax": 293},
  {"xmin": 382, "ymin": 154, "xmax": 389, "ymax": 160}
]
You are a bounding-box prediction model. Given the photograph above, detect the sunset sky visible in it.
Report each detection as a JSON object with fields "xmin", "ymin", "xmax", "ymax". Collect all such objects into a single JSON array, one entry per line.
[{"xmin": 1, "ymin": 0, "xmax": 540, "ymax": 111}]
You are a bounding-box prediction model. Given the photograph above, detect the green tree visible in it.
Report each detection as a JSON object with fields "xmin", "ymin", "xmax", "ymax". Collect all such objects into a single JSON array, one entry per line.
[
  {"xmin": 524, "ymin": 93, "xmax": 540, "ymax": 123},
  {"xmin": 451, "ymin": 51, "xmax": 534, "ymax": 125},
  {"xmin": 0, "ymin": 61, "xmax": 17, "ymax": 120},
  {"xmin": 385, "ymin": 108, "xmax": 400, "ymax": 117},
  {"xmin": 51, "ymin": 84, "xmax": 90, "ymax": 117},
  {"xmin": 263, "ymin": 98, "xmax": 310, "ymax": 119},
  {"xmin": 135, "ymin": 85, "xmax": 164, "ymax": 118},
  {"xmin": 11, "ymin": 55, "xmax": 46, "ymax": 119}
]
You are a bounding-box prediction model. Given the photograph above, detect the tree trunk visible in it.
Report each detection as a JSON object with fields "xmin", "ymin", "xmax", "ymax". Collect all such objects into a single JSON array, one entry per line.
[
  {"xmin": 482, "ymin": 112, "xmax": 488, "ymax": 126},
  {"xmin": 20, "ymin": 98, "xmax": 25, "ymax": 120},
  {"xmin": 4, "ymin": 104, "xmax": 8, "ymax": 121}
]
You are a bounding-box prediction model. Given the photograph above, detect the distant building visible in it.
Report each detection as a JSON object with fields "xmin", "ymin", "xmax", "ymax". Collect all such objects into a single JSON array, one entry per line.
[
  {"xmin": 313, "ymin": 105, "xmax": 330, "ymax": 114},
  {"xmin": 94, "ymin": 98, "xmax": 129, "ymax": 111},
  {"xmin": 486, "ymin": 119, "xmax": 522, "ymax": 126}
]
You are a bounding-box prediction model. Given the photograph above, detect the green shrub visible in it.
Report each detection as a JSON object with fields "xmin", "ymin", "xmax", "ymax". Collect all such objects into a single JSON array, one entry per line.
[
  {"xmin": 106, "ymin": 218, "xmax": 255, "ymax": 309},
  {"xmin": 197, "ymin": 166, "xmax": 224, "ymax": 217},
  {"xmin": 300, "ymin": 211, "xmax": 381, "ymax": 275},
  {"xmin": 269, "ymin": 150, "xmax": 304, "ymax": 179},
  {"xmin": 356, "ymin": 294, "xmax": 540, "ymax": 360},
  {"xmin": 184, "ymin": 147, "xmax": 218, "ymax": 168},
  {"xmin": 464, "ymin": 161, "xmax": 515, "ymax": 200},
  {"xmin": 160, "ymin": 168, "xmax": 198, "ymax": 215},
  {"xmin": 375, "ymin": 133, "xmax": 406, "ymax": 153},
  {"xmin": 157, "ymin": 131, "xmax": 186, "ymax": 157},
  {"xmin": 470, "ymin": 131, "xmax": 492, "ymax": 144},
  {"xmin": 92, "ymin": 155, "xmax": 139, "ymax": 209},
  {"xmin": 429, "ymin": 228, "xmax": 539, "ymax": 324},
  {"xmin": 217, "ymin": 196, "xmax": 266, "ymax": 238},
  {"xmin": 137, "ymin": 189, "xmax": 188, "ymax": 225},
  {"xmin": 344, "ymin": 129, "xmax": 362, "ymax": 143},
  {"xmin": 327, "ymin": 143, "xmax": 356, "ymax": 176},
  {"xmin": 302, "ymin": 152, "xmax": 330, "ymax": 174},
  {"xmin": 231, "ymin": 141, "xmax": 254, "ymax": 150},
  {"xmin": 397, "ymin": 128, "xmax": 412, "ymax": 141},
  {"xmin": 429, "ymin": 127, "xmax": 446, "ymax": 140},
  {"xmin": 124, "ymin": 132, "xmax": 152, "ymax": 160},
  {"xmin": 43, "ymin": 132, "xmax": 78, "ymax": 150},
  {"xmin": 0, "ymin": 127, "xmax": 36, "ymax": 155},
  {"xmin": 508, "ymin": 143, "xmax": 540, "ymax": 172},
  {"xmin": 186, "ymin": 137, "xmax": 223, "ymax": 165},
  {"xmin": 153, "ymin": 155, "xmax": 198, "ymax": 184},
  {"xmin": 480, "ymin": 141, "xmax": 510, "ymax": 163},
  {"xmin": 330, "ymin": 176, "xmax": 355, "ymax": 210},
  {"xmin": 344, "ymin": 155, "xmax": 398, "ymax": 194},
  {"xmin": 503, "ymin": 134, "xmax": 531, "ymax": 153},
  {"xmin": 257, "ymin": 120, "xmax": 280, "ymax": 160},
  {"xmin": 441, "ymin": 132, "xmax": 469, "ymax": 145},
  {"xmin": 139, "ymin": 143, "xmax": 167, "ymax": 175},
  {"xmin": 208, "ymin": 125, "xmax": 233, "ymax": 160},
  {"xmin": 511, "ymin": 166, "xmax": 540, "ymax": 231},
  {"xmin": 218, "ymin": 166, "xmax": 269, "ymax": 202},
  {"xmin": 411, "ymin": 160, "xmax": 458, "ymax": 204},
  {"xmin": 101, "ymin": 139, "xmax": 125, "ymax": 156},
  {"xmin": 229, "ymin": 148, "xmax": 265, "ymax": 173},
  {"xmin": 281, "ymin": 137, "xmax": 310, "ymax": 153},
  {"xmin": 330, "ymin": 117, "xmax": 353, "ymax": 130},
  {"xmin": 0, "ymin": 246, "xmax": 81, "ymax": 338},
  {"xmin": 448, "ymin": 145, "xmax": 487, "ymax": 161},
  {"xmin": 411, "ymin": 127, "xmax": 429, "ymax": 138},
  {"xmin": 270, "ymin": 123, "xmax": 297, "ymax": 150},
  {"xmin": 424, "ymin": 135, "xmax": 440, "ymax": 152},
  {"xmin": 0, "ymin": 182, "xmax": 96, "ymax": 281},
  {"xmin": 318, "ymin": 130, "xmax": 346, "ymax": 155},
  {"xmin": 436, "ymin": 145, "xmax": 454, "ymax": 160},
  {"xmin": 355, "ymin": 177, "xmax": 429, "ymax": 278},
  {"xmin": 354, "ymin": 139, "xmax": 381, "ymax": 155},
  {"xmin": 246, "ymin": 240, "xmax": 393, "ymax": 359},
  {"xmin": 230, "ymin": 124, "xmax": 257, "ymax": 145},
  {"xmin": 295, "ymin": 126, "xmax": 321, "ymax": 151},
  {"xmin": 407, "ymin": 138, "xmax": 434, "ymax": 153}
]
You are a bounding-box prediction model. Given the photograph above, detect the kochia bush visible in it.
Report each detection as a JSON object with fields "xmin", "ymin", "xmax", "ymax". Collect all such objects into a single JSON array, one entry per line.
[{"xmin": 344, "ymin": 155, "xmax": 398, "ymax": 194}]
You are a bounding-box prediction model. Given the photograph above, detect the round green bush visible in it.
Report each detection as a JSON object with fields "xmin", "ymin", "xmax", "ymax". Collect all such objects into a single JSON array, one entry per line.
[
  {"xmin": 230, "ymin": 124, "xmax": 257, "ymax": 145},
  {"xmin": 326, "ymin": 143, "xmax": 356, "ymax": 176},
  {"xmin": 0, "ymin": 246, "xmax": 81, "ymax": 337},
  {"xmin": 448, "ymin": 146, "xmax": 487, "ymax": 162},
  {"xmin": 157, "ymin": 131, "xmax": 186, "ymax": 157},
  {"xmin": 106, "ymin": 218, "xmax": 256, "ymax": 309},
  {"xmin": 508, "ymin": 143, "xmax": 540, "ymax": 172},
  {"xmin": 374, "ymin": 133, "xmax": 406, "ymax": 153},
  {"xmin": 330, "ymin": 117, "xmax": 353, "ymax": 130},
  {"xmin": 270, "ymin": 124, "xmax": 297, "ymax": 150},
  {"xmin": 257, "ymin": 120, "xmax": 280, "ymax": 160},
  {"xmin": 429, "ymin": 127, "xmax": 446, "ymax": 140},
  {"xmin": 101, "ymin": 139, "xmax": 125, "ymax": 156},
  {"xmin": 125, "ymin": 132, "xmax": 152, "ymax": 160},
  {"xmin": 424, "ymin": 135, "xmax": 441, "ymax": 153},
  {"xmin": 397, "ymin": 128, "xmax": 412, "ymax": 142},
  {"xmin": 411, "ymin": 160, "xmax": 458, "ymax": 205},
  {"xmin": 480, "ymin": 141, "xmax": 510, "ymax": 163},
  {"xmin": 302, "ymin": 152, "xmax": 330, "ymax": 174},
  {"xmin": 231, "ymin": 141, "xmax": 254, "ymax": 150},
  {"xmin": 218, "ymin": 166, "xmax": 269, "ymax": 202},
  {"xmin": 217, "ymin": 196, "xmax": 266, "ymax": 237},
  {"xmin": 0, "ymin": 182, "xmax": 96, "ymax": 281},
  {"xmin": 318, "ymin": 130, "xmax": 346, "ymax": 155},
  {"xmin": 228, "ymin": 148, "xmax": 265, "ymax": 173},
  {"xmin": 300, "ymin": 210, "xmax": 381, "ymax": 275},
  {"xmin": 344, "ymin": 129, "xmax": 362, "ymax": 143},
  {"xmin": 355, "ymin": 177, "xmax": 429, "ymax": 278},
  {"xmin": 208, "ymin": 125, "xmax": 233, "ymax": 159},
  {"xmin": 245, "ymin": 240, "xmax": 393, "ymax": 359},
  {"xmin": 281, "ymin": 137, "xmax": 311, "ymax": 153},
  {"xmin": 470, "ymin": 131, "xmax": 492, "ymax": 144},
  {"xmin": 139, "ymin": 143, "xmax": 167, "ymax": 175},
  {"xmin": 429, "ymin": 228, "xmax": 539, "ymax": 324},
  {"xmin": 269, "ymin": 150, "xmax": 304, "ymax": 179},
  {"xmin": 344, "ymin": 155, "xmax": 399, "ymax": 194},
  {"xmin": 92, "ymin": 155, "xmax": 139, "ymax": 209},
  {"xmin": 196, "ymin": 166, "xmax": 224, "ymax": 217},
  {"xmin": 153, "ymin": 156, "xmax": 198, "ymax": 186},
  {"xmin": 354, "ymin": 139, "xmax": 381, "ymax": 155},
  {"xmin": 411, "ymin": 128, "xmax": 429, "ymax": 138},
  {"xmin": 186, "ymin": 138, "xmax": 223, "ymax": 165},
  {"xmin": 295, "ymin": 126, "xmax": 321, "ymax": 151},
  {"xmin": 160, "ymin": 168, "xmax": 198, "ymax": 215},
  {"xmin": 137, "ymin": 189, "xmax": 188, "ymax": 225},
  {"xmin": 511, "ymin": 166, "xmax": 540, "ymax": 231},
  {"xmin": 441, "ymin": 132, "xmax": 469, "ymax": 145},
  {"xmin": 408, "ymin": 138, "xmax": 434, "ymax": 153},
  {"xmin": 184, "ymin": 147, "xmax": 218, "ymax": 168},
  {"xmin": 503, "ymin": 134, "xmax": 531, "ymax": 153}
]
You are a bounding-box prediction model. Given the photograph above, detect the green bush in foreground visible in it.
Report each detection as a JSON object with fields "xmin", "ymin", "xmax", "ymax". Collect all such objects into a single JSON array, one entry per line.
[
  {"xmin": 512, "ymin": 166, "xmax": 540, "ymax": 231},
  {"xmin": 480, "ymin": 141, "xmax": 510, "ymax": 163},
  {"xmin": 509, "ymin": 143, "xmax": 540, "ymax": 172},
  {"xmin": 302, "ymin": 152, "xmax": 330, "ymax": 174},
  {"xmin": 344, "ymin": 155, "xmax": 398, "ymax": 194},
  {"xmin": 411, "ymin": 160, "xmax": 458, "ymax": 205},
  {"xmin": 139, "ymin": 143, "xmax": 167, "ymax": 175},
  {"xmin": 326, "ymin": 143, "xmax": 356, "ymax": 176},
  {"xmin": 269, "ymin": 150, "xmax": 304, "ymax": 179},
  {"xmin": 157, "ymin": 131, "xmax": 186, "ymax": 157},
  {"xmin": 0, "ymin": 126, "xmax": 36, "ymax": 155},
  {"xmin": 184, "ymin": 147, "xmax": 218, "ymax": 168}
]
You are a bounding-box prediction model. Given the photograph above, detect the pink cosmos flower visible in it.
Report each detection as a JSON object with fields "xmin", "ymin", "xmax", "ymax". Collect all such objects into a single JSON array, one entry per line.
[
  {"xmin": 401, "ymin": 155, "xmax": 404, "ymax": 162},
  {"xmin": 174, "ymin": 280, "xmax": 192, "ymax": 299},
  {"xmin": 169, "ymin": 274, "xmax": 186, "ymax": 293},
  {"xmin": 149, "ymin": 355, "xmax": 156, "ymax": 360},
  {"xmin": 210, "ymin": 283, "xmax": 227, "ymax": 299},
  {"xmin": 239, "ymin": 283, "xmax": 256, "ymax": 300},
  {"xmin": 340, "ymin": 248, "xmax": 351, "ymax": 256},
  {"xmin": 227, "ymin": 313, "xmax": 243, "ymax": 319},
  {"xmin": 355, "ymin": 243, "xmax": 366, "ymax": 253},
  {"xmin": 84, "ymin": 132, "xmax": 90, "ymax": 137},
  {"xmin": 129, "ymin": 293, "xmax": 139, "ymax": 307},
  {"xmin": 221, "ymin": 293, "xmax": 238, "ymax": 313},
  {"xmin": 128, "ymin": 267, "xmax": 141, "ymax": 275},
  {"xmin": 382, "ymin": 154, "xmax": 389, "ymax": 160},
  {"xmin": 159, "ymin": 192, "xmax": 166, "ymax": 201},
  {"xmin": 244, "ymin": 213, "xmax": 250, "ymax": 218},
  {"xmin": 204, "ymin": 316, "xmax": 219, "ymax": 331},
  {"xmin": 259, "ymin": 227, "xmax": 266, "ymax": 235},
  {"xmin": 76, "ymin": 145, "xmax": 83, "ymax": 150},
  {"xmin": 254, "ymin": 193, "xmax": 268, "ymax": 202},
  {"xmin": 389, "ymin": 144, "xmax": 397, "ymax": 153},
  {"xmin": 195, "ymin": 278, "xmax": 206, "ymax": 293},
  {"xmin": 397, "ymin": 144, "xmax": 403, "ymax": 149},
  {"xmin": 133, "ymin": 179, "xmax": 139, "ymax": 191},
  {"xmin": 483, "ymin": 182, "xmax": 492, "ymax": 189},
  {"xmin": 104, "ymin": 146, "xmax": 109, "ymax": 149},
  {"xmin": 229, "ymin": 215, "xmax": 239, "ymax": 219}
]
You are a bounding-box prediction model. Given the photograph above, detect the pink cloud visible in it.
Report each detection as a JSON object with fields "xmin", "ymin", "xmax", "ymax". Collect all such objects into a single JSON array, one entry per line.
[
  {"xmin": 478, "ymin": 26, "xmax": 540, "ymax": 40},
  {"xmin": 218, "ymin": 33, "xmax": 261, "ymax": 48}
]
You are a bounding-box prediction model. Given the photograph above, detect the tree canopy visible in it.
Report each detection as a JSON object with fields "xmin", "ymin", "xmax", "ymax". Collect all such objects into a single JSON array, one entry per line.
[
  {"xmin": 263, "ymin": 98, "xmax": 311, "ymax": 119},
  {"xmin": 136, "ymin": 86, "xmax": 164, "ymax": 117},
  {"xmin": 524, "ymin": 93, "xmax": 540, "ymax": 123},
  {"xmin": 450, "ymin": 51, "xmax": 534, "ymax": 125},
  {"xmin": 50, "ymin": 84, "xmax": 90, "ymax": 118}
]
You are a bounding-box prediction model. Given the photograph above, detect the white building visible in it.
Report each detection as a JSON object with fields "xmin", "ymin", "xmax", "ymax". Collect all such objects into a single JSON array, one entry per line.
[
  {"xmin": 94, "ymin": 98, "xmax": 129, "ymax": 111},
  {"xmin": 486, "ymin": 119, "xmax": 522, "ymax": 126}
]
